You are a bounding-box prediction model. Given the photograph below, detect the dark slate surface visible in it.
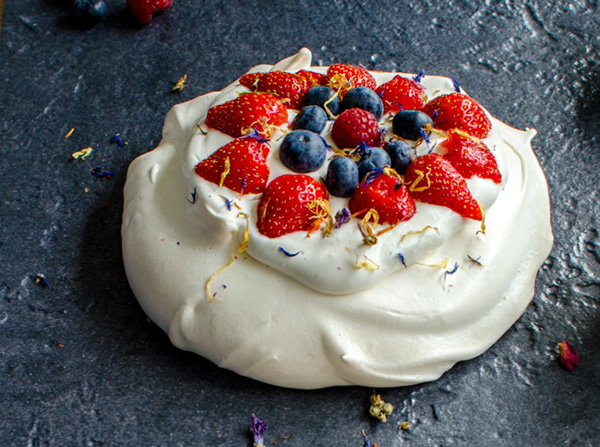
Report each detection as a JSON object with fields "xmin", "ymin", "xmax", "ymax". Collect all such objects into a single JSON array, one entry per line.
[{"xmin": 1, "ymin": 1, "xmax": 599, "ymax": 446}]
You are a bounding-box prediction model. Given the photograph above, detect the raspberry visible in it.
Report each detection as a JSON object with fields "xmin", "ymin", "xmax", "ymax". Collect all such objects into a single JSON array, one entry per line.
[
  {"xmin": 331, "ymin": 108, "xmax": 380, "ymax": 149},
  {"xmin": 127, "ymin": 0, "xmax": 173, "ymax": 24}
]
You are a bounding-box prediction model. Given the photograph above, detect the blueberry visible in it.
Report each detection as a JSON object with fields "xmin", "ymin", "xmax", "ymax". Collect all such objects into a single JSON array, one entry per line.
[
  {"xmin": 301, "ymin": 87, "xmax": 340, "ymax": 116},
  {"xmin": 280, "ymin": 130, "xmax": 327, "ymax": 173},
  {"xmin": 340, "ymin": 87, "xmax": 384, "ymax": 120},
  {"xmin": 392, "ymin": 110, "xmax": 433, "ymax": 140},
  {"xmin": 292, "ymin": 105, "xmax": 328, "ymax": 134},
  {"xmin": 385, "ymin": 139, "xmax": 412, "ymax": 174},
  {"xmin": 326, "ymin": 156, "xmax": 359, "ymax": 197},
  {"xmin": 357, "ymin": 147, "xmax": 391, "ymax": 181},
  {"xmin": 72, "ymin": 0, "xmax": 107, "ymax": 25}
]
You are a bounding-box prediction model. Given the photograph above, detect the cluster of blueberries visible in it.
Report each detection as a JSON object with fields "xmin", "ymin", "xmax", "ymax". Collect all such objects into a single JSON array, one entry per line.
[{"xmin": 279, "ymin": 85, "xmax": 434, "ymax": 197}]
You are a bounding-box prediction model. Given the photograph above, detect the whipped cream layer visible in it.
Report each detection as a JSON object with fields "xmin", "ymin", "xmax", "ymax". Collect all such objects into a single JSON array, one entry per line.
[{"xmin": 122, "ymin": 49, "xmax": 553, "ymax": 388}]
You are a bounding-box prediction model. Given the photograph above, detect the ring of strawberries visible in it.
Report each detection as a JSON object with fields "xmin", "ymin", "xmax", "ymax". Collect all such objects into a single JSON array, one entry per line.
[{"xmin": 196, "ymin": 64, "xmax": 500, "ymax": 239}]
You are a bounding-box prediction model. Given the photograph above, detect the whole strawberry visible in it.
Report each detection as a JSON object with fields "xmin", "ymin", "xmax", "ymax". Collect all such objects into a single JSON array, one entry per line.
[
  {"xmin": 422, "ymin": 92, "xmax": 491, "ymax": 139},
  {"xmin": 442, "ymin": 129, "xmax": 502, "ymax": 183},
  {"xmin": 349, "ymin": 171, "xmax": 416, "ymax": 225},
  {"xmin": 327, "ymin": 64, "xmax": 377, "ymax": 97},
  {"xmin": 375, "ymin": 75, "xmax": 426, "ymax": 114},
  {"xmin": 331, "ymin": 108, "xmax": 380, "ymax": 149},
  {"xmin": 404, "ymin": 153, "xmax": 482, "ymax": 220},
  {"xmin": 256, "ymin": 174, "xmax": 329, "ymax": 238},
  {"xmin": 205, "ymin": 93, "xmax": 288, "ymax": 139},
  {"xmin": 195, "ymin": 137, "xmax": 270, "ymax": 195},
  {"xmin": 127, "ymin": 0, "xmax": 173, "ymax": 24}
]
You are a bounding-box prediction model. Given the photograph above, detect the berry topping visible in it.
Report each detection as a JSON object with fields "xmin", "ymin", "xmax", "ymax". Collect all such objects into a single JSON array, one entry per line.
[
  {"xmin": 349, "ymin": 171, "xmax": 416, "ymax": 225},
  {"xmin": 127, "ymin": 0, "xmax": 173, "ymax": 24},
  {"xmin": 385, "ymin": 139, "xmax": 412, "ymax": 174},
  {"xmin": 205, "ymin": 93, "xmax": 288, "ymax": 139},
  {"xmin": 422, "ymin": 92, "xmax": 491, "ymax": 139},
  {"xmin": 339, "ymin": 87, "xmax": 384, "ymax": 121},
  {"xmin": 257, "ymin": 174, "xmax": 329, "ymax": 238},
  {"xmin": 239, "ymin": 72, "xmax": 263, "ymax": 90},
  {"xmin": 195, "ymin": 137, "xmax": 270, "ymax": 195},
  {"xmin": 301, "ymin": 86, "xmax": 340, "ymax": 116},
  {"xmin": 404, "ymin": 153, "xmax": 482, "ymax": 220},
  {"xmin": 331, "ymin": 108, "xmax": 380, "ymax": 149},
  {"xmin": 375, "ymin": 75, "xmax": 426, "ymax": 114},
  {"xmin": 72, "ymin": 0, "xmax": 107, "ymax": 25},
  {"xmin": 295, "ymin": 70, "xmax": 328, "ymax": 87},
  {"xmin": 326, "ymin": 156, "xmax": 359, "ymax": 198},
  {"xmin": 279, "ymin": 130, "xmax": 327, "ymax": 173},
  {"xmin": 392, "ymin": 110, "xmax": 433, "ymax": 141},
  {"xmin": 357, "ymin": 147, "xmax": 391, "ymax": 181},
  {"xmin": 291, "ymin": 105, "xmax": 328, "ymax": 134},
  {"xmin": 441, "ymin": 129, "xmax": 502, "ymax": 183},
  {"xmin": 254, "ymin": 71, "xmax": 311, "ymax": 110},
  {"xmin": 326, "ymin": 64, "xmax": 377, "ymax": 97}
]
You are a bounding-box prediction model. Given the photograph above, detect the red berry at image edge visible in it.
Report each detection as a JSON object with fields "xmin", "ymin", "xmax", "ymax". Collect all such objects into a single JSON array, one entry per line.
[{"xmin": 127, "ymin": 0, "xmax": 173, "ymax": 24}]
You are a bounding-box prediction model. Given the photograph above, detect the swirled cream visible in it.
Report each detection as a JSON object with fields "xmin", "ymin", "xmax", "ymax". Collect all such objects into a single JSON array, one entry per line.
[{"xmin": 122, "ymin": 48, "xmax": 553, "ymax": 388}]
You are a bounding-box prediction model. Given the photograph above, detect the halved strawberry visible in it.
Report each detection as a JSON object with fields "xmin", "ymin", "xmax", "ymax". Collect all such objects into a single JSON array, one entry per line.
[
  {"xmin": 257, "ymin": 174, "xmax": 329, "ymax": 238},
  {"xmin": 349, "ymin": 171, "xmax": 416, "ymax": 225},
  {"xmin": 326, "ymin": 64, "xmax": 377, "ymax": 97},
  {"xmin": 205, "ymin": 93, "xmax": 287, "ymax": 139},
  {"xmin": 422, "ymin": 92, "xmax": 491, "ymax": 139},
  {"xmin": 239, "ymin": 72, "xmax": 263, "ymax": 90},
  {"xmin": 374, "ymin": 75, "xmax": 426, "ymax": 114},
  {"xmin": 404, "ymin": 153, "xmax": 482, "ymax": 220},
  {"xmin": 295, "ymin": 69, "xmax": 328, "ymax": 87},
  {"xmin": 254, "ymin": 71, "xmax": 311, "ymax": 110},
  {"xmin": 195, "ymin": 137, "xmax": 270, "ymax": 194},
  {"xmin": 441, "ymin": 129, "xmax": 502, "ymax": 183}
]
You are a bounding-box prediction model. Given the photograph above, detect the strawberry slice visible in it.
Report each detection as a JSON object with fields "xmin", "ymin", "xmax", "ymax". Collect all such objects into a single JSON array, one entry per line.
[
  {"xmin": 239, "ymin": 72, "xmax": 263, "ymax": 90},
  {"xmin": 349, "ymin": 171, "xmax": 416, "ymax": 225},
  {"xmin": 442, "ymin": 129, "xmax": 502, "ymax": 183},
  {"xmin": 195, "ymin": 137, "xmax": 270, "ymax": 194},
  {"xmin": 404, "ymin": 153, "xmax": 482, "ymax": 220},
  {"xmin": 205, "ymin": 93, "xmax": 288, "ymax": 139},
  {"xmin": 253, "ymin": 71, "xmax": 311, "ymax": 110},
  {"xmin": 422, "ymin": 92, "xmax": 491, "ymax": 139},
  {"xmin": 257, "ymin": 174, "xmax": 329, "ymax": 238},
  {"xmin": 375, "ymin": 75, "xmax": 426, "ymax": 114},
  {"xmin": 295, "ymin": 69, "xmax": 328, "ymax": 87},
  {"xmin": 326, "ymin": 64, "xmax": 377, "ymax": 97}
]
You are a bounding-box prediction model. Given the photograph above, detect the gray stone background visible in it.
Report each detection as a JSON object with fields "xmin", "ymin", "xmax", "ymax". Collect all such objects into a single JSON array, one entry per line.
[{"xmin": 1, "ymin": 0, "xmax": 599, "ymax": 445}]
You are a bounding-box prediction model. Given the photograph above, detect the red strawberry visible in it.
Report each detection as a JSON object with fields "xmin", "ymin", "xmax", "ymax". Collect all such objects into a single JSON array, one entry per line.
[
  {"xmin": 422, "ymin": 92, "xmax": 491, "ymax": 139},
  {"xmin": 295, "ymin": 69, "xmax": 327, "ymax": 87},
  {"xmin": 205, "ymin": 93, "xmax": 288, "ymax": 139},
  {"xmin": 331, "ymin": 108, "xmax": 380, "ymax": 149},
  {"xmin": 349, "ymin": 172, "xmax": 416, "ymax": 225},
  {"xmin": 326, "ymin": 64, "xmax": 377, "ymax": 97},
  {"xmin": 127, "ymin": 0, "xmax": 172, "ymax": 24},
  {"xmin": 404, "ymin": 153, "xmax": 482, "ymax": 220},
  {"xmin": 374, "ymin": 75, "xmax": 426, "ymax": 114},
  {"xmin": 195, "ymin": 137, "xmax": 270, "ymax": 194},
  {"xmin": 441, "ymin": 129, "xmax": 502, "ymax": 183},
  {"xmin": 254, "ymin": 71, "xmax": 311, "ymax": 110},
  {"xmin": 257, "ymin": 174, "xmax": 329, "ymax": 238},
  {"xmin": 239, "ymin": 72, "xmax": 263, "ymax": 90}
]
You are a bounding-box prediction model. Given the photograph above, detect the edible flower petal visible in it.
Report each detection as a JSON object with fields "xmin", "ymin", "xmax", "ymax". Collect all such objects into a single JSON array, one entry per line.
[
  {"xmin": 369, "ymin": 394, "xmax": 394, "ymax": 422},
  {"xmin": 250, "ymin": 413, "xmax": 268, "ymax": 447},
  {"xmin": 557, "ymin": 341, "xmax": 579, "ymax": 371}
]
